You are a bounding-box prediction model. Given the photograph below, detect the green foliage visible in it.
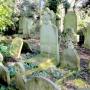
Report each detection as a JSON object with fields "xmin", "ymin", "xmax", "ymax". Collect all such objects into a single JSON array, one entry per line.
[
  {"xmin": 24, "ymin": 63, "xmax": 38, "ymax": 70},
  {"xmin": 0, "ymin": 84, "xmax": 15, "ymax": 90},
  {"xmin": 0, "ymin": 44, "xmax": 10, "ymax": 57},
  {"xmin": 8, "ymin": 66, "xmax": 16, "ymax": 78},
  {"xmin": 0, "ymin": 84, "xmax": 6, "ymax": 90},
  {"xmin": 62, "ymin": 0, "xmax": 70, "ymax": 9},
  {"xmin": 32, "ymin": 70, "xmax": 49, "ymax": 78},
  {"xmin": 0, "ymin": 0, "xmax": 14, "ymax": 31},
  {"xmin": 48, "ymin": 0, "xmax": 62, "ymax": 13}
]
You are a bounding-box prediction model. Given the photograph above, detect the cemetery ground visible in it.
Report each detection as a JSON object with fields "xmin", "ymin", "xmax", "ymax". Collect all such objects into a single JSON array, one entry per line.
[
  {"xmin": 0, "ymin": 34, "xmax": 90, "ymax": 90},
  {"xmin": 0, "ymin": 0, "xmax": 90, "ymax": 90}
]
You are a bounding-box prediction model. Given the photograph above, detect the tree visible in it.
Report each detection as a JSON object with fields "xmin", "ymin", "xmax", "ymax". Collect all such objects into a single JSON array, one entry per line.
[{"xmin": 48, "ymin": 0, "xmax": 62, "ymax": 13}]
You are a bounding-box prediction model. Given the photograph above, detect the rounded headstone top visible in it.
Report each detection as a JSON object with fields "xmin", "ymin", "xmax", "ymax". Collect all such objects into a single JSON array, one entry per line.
[{"xmin": 27, "ymin": 76, "xmax": 61, "ymax": 90}]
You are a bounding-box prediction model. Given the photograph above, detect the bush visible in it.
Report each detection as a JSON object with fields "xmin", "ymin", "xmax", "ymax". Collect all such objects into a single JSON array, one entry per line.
[{"xmin": 0, "ymin": 0, "xmax": 14, "ymax": 32}]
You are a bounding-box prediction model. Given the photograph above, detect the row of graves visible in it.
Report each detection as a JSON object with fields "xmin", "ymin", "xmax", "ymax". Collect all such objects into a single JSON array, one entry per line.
[{"xmin": 0, "ymin": 0, "xmax": 90, "ymax": 90}]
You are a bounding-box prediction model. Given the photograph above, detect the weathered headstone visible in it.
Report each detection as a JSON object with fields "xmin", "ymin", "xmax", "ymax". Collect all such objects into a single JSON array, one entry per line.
[
  {"xmin": 10, "ymin": 37, "xmax": 23, "ymax": 59},
  {"xmin": 0, "ymin": 64, "xmax": 10, "ymax": 85},
  {"xmin": 15, "ymin": 73, "xmax": 27, "ymax": 90},
  {"xmin": 62, "ymin": 47, "xmax": 80, "ymax": 70},
  {"xmin": 64, "ymin": 11, "xmax": 77, "ymax": 33},
  {"xmin": 19, "ymin": 17, "xmax": 23, "ymax": 34},
  {"xmin": 26, "ymin": 77, "xmax": 61, "ymax": 90},
  {"xmin": 84, "ymin": 23, "xmax": 90, "ymax": 49},
  {"xmin": 18, "ymin": 0, "xmax": 38, "ymax": 38},
  {"xmin": 40, "ymin": 8, "xmax": 59, "ymax": 64},
  {"xmin": 16, "ymin": 76, "xmax": 61, "ymax": 90},
  {"xmin": 61, "ymin": 30, "xmax": 80, "ymax": 70},
  {"xmin": 22, "ymin": 17, "xmax": 35, "ymax": 38}
]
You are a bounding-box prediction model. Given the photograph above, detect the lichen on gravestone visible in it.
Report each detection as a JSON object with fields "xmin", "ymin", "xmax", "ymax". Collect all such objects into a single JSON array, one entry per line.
[
  {"xmin": 0, "ymin": 64, "xmax": 10, "ymax": 85},
  {"xmin": 84, "ymin": 23, "xmax": 90, "ymax": 49},
  {"xmin": 16, "ymin": 76, "xmax": 61, "ymax": 90},
  {"xmin": 60, "ymin": 29, "xmax": 80, "ymax": 70},
  {"xmin": 10, "ymin": 37, "xmax": 23, "ymax": 59},
  {"xmin": 22, "ymin": 17, "xmax": 35, "ymax": 38},
  {"xmin": 26, "ymin": 77, "xmax": 61, "ymax": 90},
  {"xmin": 15, "ymin": 73, "xmax": 27, "ymax": 90},
  {"xmin": 64, "ymin": 11, "xmax": 77, "ymax": 33},
  {"xmin": 40, "ymin": 8, "xmax": 59, "ymax": 64},
  {"xmin": 18, "ymin": 0, "xmax": 38, "ymax": 38}
]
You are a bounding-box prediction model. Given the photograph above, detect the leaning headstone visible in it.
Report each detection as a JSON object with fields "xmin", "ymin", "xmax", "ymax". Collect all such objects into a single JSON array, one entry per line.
[
  {"xmin": 15, "ymin": 73, "xmax": 27, "ymax": 90},
  {"xmin": 0, "ymin": 64, "xmax": 10, "ymax": 85},
  {"xmin": 61, "ymin": 30, "xmax": 80, "ymax": 70},
  {"xmin": 16, "ymin": 76, "xmax": 61, "ymax": 90},
  {"xmin": 40, "ymin": 8, "xmax": 59, "ymax": 64},
  {"xmin": 64, "ymin": 11, "xmax": 77, "ymax": 33},
  {"xmin": 10, "ymin": 37, "xmax": 23, "ymax": 59},
  {"xmin": 84, "ymin": 23, "xmax": 90, "ymax": 49}
]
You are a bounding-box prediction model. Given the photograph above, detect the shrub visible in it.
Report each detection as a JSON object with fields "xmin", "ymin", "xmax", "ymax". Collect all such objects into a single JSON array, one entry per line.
[{"xmin": 0, "ymin": 0, "xmax": 14, "ymax": 32}]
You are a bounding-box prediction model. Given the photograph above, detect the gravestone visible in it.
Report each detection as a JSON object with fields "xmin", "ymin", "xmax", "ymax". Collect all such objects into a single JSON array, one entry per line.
[
  {"xmin": 19, "ymin": 17, "xmax": 23, "ymax": 34},
  {"xmin": 64, "ymin": 11, "xmax": 77, "ymax": 33},
  {"xmin": 61, "ymin": 30, "xmax": 80, "ymax": 70},
  {"xmin": 16, "ymin": 76, "xmax": 61, "ymax": 90},
  {"xmin": 84, "ymin": 23, "xmax": 90, "ymax": 49},
  {"xmin": 15, "ymin": 73, "xmax": 27, "ymax": 90},
  {"xmin": 62, "ymin": 47, "xmax": 80, "ymax": 70},
  {"xmin": 22, "ymin": 17, "xmax": 35, "ymax": 38},
  {"xmin": 0, "ymin": 64, "xmax": 10, "ymax": 85},
  {"xmin": 26, "ymin": 77, "xmax": 61, "ymax": 90},
  {"xmin": 10, "ymin": 37, "xmax": 23, "ymax": 59},
  {"xmin": 40, "ymin": 8, "xmax": 59, "ymax": 64},
  {"xmin": 19, "ymin": 0, "xmax": 38, "ymax": 38}
]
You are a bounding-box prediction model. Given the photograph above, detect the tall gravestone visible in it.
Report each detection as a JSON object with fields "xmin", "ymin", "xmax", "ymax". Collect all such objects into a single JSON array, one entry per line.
[
  {"xmin": 40, "ymin": 8, "xmax": 59, "ymax": 64},
  {"xmin": 84, "ymin": 23, "xmax": 90, "ymax": 49},
  {"xmin": 64, "ymin": 11, "xmax": 77, "ymax": 33},
  {"xmin": 64, "ymin": 11, "xmax": 79, "ymax": 43}
]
